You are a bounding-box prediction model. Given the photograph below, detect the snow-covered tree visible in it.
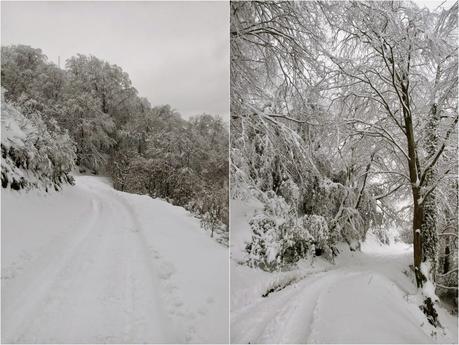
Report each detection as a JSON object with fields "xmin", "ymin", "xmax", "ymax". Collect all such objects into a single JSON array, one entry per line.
[
  {"xmin": 1, "ymin": 92, "xmax": 75, "ymax": 191},
  {"xmin": 2, "ymin": 45, "xmax": 229, "ymax": 242},
  {"xmin": 230, "ymin": 1, "xmax": 381, "ymax": 269},
  {"xmin": 320, "ymin": 1, "xmax": 457, "ymax": 297}
]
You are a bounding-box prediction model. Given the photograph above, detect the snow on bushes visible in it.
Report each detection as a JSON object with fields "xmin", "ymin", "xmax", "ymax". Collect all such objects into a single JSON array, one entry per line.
[
  {"xmin": 303, "ymin": 178, "xmax": 347, "ymax": 220},
  {"xmin": 111, "ymin": 152, "xmax": 229, "ymax": 244},
  {"xmin": 278, "ymin": 177, "xmax": 300, "ymax": 209},
  {"xmin": 1, "ymin": 45, "xmax": 229, "ymax": 244},
  {"xmin": 247, "ymin": 213, "xmax": 282, "ymax": 270},
  {"xmin": 238, "ymin": 157, "xmax": 377, "ymax": 271},
  {"xmin": 301, "ymin": 214, "xmax": 333, "ymax": 258},
  {"xmin": 231, "ymin": 108, "xmax": 380, "ymax": 270},
  {"xmin": 245, "ymin": 191, "xmax": 306, "ymax": 271},
  {"xmin": 1, "ymin": 95, "xmax": 75, "ymax": 191},
  {"xmin": 245, "ymin": 190, "xmax": 333, "ymax": 271},
  {"xmin": 303, "ymin": 178, "xmax": 374, "ymax": 247},
  {"xmin": 109, "ymin": 109, "xmax": 229, "ymax": 241}
]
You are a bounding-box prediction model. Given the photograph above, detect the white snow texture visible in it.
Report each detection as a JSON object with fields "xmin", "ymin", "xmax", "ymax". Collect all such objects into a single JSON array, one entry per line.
[
  {"xmin": 1, "ymin": 176, "xmax": 228, "ymax": 343},
  {"xmin": 230, "ymin": 198, "xmax": 458, "ymax": 344}
]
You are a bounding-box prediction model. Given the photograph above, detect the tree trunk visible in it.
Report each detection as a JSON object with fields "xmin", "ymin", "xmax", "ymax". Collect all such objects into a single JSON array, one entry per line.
[
  {"xmin": 420, "ymin": 102, "xmax": 440, "ymax": 282},
  {"xmin": 443, "ymin": 244, "xmax": 450, "ymax": 274},
  {"xmin": 355, "ymin": 151, "xmax": 375, "ymax": 210},
  {"xmin": 102, "ymin": 93, "xmax": 108, "ymax": 114},
  {"xmin": 401, "ymin": 85, "xmax": 426, "ymax": 287},
  {"xmin": 413, "ymin": 197, "xmax": 425, "ymax": 287}
]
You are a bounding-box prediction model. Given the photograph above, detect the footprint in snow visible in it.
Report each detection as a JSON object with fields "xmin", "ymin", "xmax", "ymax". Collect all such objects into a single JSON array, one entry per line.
[
  {"xmin": 149, "ymin": 247, "xmax": 161, "ymax": 259},
  {"xmin": 185, "ymin": 326, "xmax": 196, "ymax": 342},
  {"xmin": 158, "ymin": 261, "xmax": 176, "ymax": 280},
  {"xmin": 165, "ymin": 282, "xmax": 178, "ymax": 291}
]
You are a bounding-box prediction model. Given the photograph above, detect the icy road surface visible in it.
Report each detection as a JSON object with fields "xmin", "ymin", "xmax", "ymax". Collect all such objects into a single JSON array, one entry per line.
[{"xmin": 2, "ymin": 176, "xmax": 228, "ymax": 343}]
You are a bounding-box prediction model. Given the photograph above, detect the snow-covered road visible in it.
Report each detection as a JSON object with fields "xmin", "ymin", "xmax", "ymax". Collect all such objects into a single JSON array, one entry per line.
[
  {"xmin": 231, "ymin": 241, "xmax": 458, "ymax": 344},
  {"xmin": 1, "ymin": 176, "xmax": 228, "ymax": 343}
]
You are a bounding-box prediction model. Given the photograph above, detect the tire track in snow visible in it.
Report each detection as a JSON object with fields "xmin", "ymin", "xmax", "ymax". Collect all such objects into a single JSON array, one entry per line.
[
  {"xmin": 259, "ymin": 272, "xmax": 347, "ymax": 344},
  {"xmin": 2, "ymin": 197, "xmax": 101, "ymax": 343},
  {"xmin": 3, "ymin": 177, "xmax": 228, "ymax": 343},
  {"xmin": 113, "ymin": 189, "xmax": 224, "ymax": 343},
  {"xmin": 106, "ymin": 189, "xmax": 184, "ymax": 343},
  {"xmin": 112, "ymin": 190, "xmax": 195, "ymax": 342},
  {"xmin": 73, "ymin": 181, "xmax": 178, "ymax": 343},
  {"xmin": 4, "ymin": 181, "xmax": 174, "ymax": 343},
  {"xmin": 12, "ymin": 197, "xmax": 124, "ymax": 343},
  {"xmin": 306, "ymin": 271, "xmax": 360, "ymax": 344},
  {"xmin": 231, "ymin": 269, "xmax": 337, "ymax": 344}
]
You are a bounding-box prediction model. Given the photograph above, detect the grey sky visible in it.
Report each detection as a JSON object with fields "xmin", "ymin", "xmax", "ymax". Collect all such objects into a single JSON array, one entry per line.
[{"xmin": 1, "ymin": 1, "xmax": 229, "ymax": 120}]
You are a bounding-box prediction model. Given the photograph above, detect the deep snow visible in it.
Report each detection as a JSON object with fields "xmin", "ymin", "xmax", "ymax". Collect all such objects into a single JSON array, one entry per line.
[
  {"xmin": 230, "ymin": 199, "xmax": 458, "ymax": 344},
  {"xmin": 1, "ymin": 176, "xmax": 229, "ymax": 343}
]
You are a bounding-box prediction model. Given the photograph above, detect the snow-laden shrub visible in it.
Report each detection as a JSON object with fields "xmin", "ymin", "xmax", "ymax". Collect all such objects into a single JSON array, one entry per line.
[
  {"xmin": 246, "ymin": 213, "xmax": 282, "ymax": 271},
  {"xmin": 372, "ymin": 226, "xmax": 391, "ymax": 245},
  {"xmin": 168, "ymin": 167, "xmax": 200, "ymax": 205},
  {"xmin": 246, "ymin": 193, "xmax": 312, "ymax": 271},
  {"xmin": 1, "ymin": 96, "xmax": 75, "ymax": 191},
  {"xmin": 303, "ymin": 178, "xmax": 348, "ymax": 219},
  {"xmin": 117, "ymin": 157, "xmax": 179, "ymax": 199},
  {"xmin": 232, "ymin": 100, "xmax": 380, "ymax": 266},
  {"xmin": 301, "ymin": 214, "xmax": 332, "ymax": 257},
  {"xmin": 113, "ymin": 152, "xmax": 228, "ymax": 243},
  {"xmin": 280, "ymin": 222, "xmax": 311, "ymax": 267},
  {"xmin": 302, "ymin": 177, "xmax": 373, "ymax": 247},
  {"xmin": 246, "ymin": 192, "xmax": 289, "ymax": 270},
  {"xmin": 246, "ymin": 212, "xmax": 318, "ymax": 271},
  {"xmin": 333, "ymin": 207, "xmax": 365, "ymax": 249},
  {"xmin": 199, "ymin": 185, "xmax": 228, "ymax": 239},
  {"xmin": 201, "ymin": 206, "xmax": 221, "ymax": 238},
  {"xmin": 302, "ymin": 214, "xmax": 328, "ymax": 243},
  {"xmin": 242, "ymin": 169, "xmax": 378, "ymax": 270},
  {"xmin": 242, "ymin": 165, "xmax": 381, "ymax": 270},
  {"xmin": 264, "ymin": 190, "xmax": 291, "ymax": 219},
  {"xmin": 278, "ymin": 178, "xmax": 300, "ymax": 210}
]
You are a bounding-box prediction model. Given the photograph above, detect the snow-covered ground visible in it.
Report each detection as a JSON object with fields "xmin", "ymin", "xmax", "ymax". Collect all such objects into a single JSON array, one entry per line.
[
  {"xmin": 1, "ymin": 176, "xmax": 228, "ymax": 343},
  {"xmin": 230, "ymin": 199, "xmax": 458, "ymax": 344}
]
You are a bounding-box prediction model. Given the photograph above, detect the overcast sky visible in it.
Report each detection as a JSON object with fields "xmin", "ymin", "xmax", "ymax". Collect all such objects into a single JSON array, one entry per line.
[{"xmin": 1, "ymin": 1, "xmax": 229, "ymax": 120}]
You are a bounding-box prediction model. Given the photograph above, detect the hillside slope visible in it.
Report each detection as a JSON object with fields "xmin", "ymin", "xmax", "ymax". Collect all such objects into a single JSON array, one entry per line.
[{"xmin": 2, "ymin": 176, "xmax": 228, "ymax": 343}]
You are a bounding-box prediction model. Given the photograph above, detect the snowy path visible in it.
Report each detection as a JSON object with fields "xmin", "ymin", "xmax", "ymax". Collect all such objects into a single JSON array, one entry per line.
[
  {"xmin": 231, "ymin": 242, "xmax": 458, "ymax": 344},
  {"xmin": 1, "ymin": 176, "xmax": 228, "ymax": 343}
]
